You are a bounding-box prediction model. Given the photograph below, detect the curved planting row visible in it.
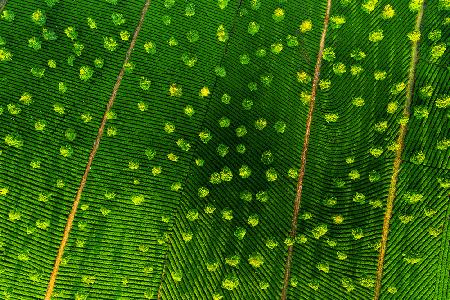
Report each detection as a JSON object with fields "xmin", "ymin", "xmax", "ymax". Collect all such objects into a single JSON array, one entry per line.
[{"xmin": 0, "ymin": 0, "xmax": 448, "ymax": 299}]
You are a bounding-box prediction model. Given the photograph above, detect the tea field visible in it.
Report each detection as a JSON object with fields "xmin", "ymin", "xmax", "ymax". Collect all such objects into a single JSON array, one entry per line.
[{"xmin": 0, "ymin": 0, "xmax": 448, "ymax": 299}]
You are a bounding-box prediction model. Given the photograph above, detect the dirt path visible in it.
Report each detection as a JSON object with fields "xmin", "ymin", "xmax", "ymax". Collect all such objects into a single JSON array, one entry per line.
[
  {"xmin": 0, "ymin": 0, "xmax": 8, "ymax": 13},
  {"xmin": 373, "ymin": 2, "xmax": 426, "ymax": 300},
  {"xmin": 44, "ymin": 0, "xmax": 152, "ymax": 298},
  {"xmin": 280, "ymin": 0, "xmax": 332, "ymax": 299}
]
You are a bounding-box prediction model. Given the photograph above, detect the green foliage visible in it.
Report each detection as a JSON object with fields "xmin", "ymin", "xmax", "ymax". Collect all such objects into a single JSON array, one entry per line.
[
  {"xmin": 0, "ymin": 1, "xmax": 447, "ymax": 300},
  {"xmin": 369, "ymin": 29, "xmax": 384, "ymax": 42},
  {"xmin": 330, "ymin": 15, "xmax": 346, "ymax": 28},
  {"xmin": 0, "ymin": 44, "xmax": 12, "ymax": 61},
  {"xmin": 4, "ymin": 134, "xmax": 23, "ymax": 148},
  {"xmin": 73, "ymin": 42, "xmax": 84, "ymax": 56},
  {"xmin": 272, "ymin": 8, "xmax": 285, "ymax": 22},
  {"xmin": 312, "ymin": 224, "xmax": 328, "ymax": 239},
  {"xmin": 171, "ymin": 270, "xmax": 182, "ymax": 283},
  {"xmin": 299, "ymin": 19, "xmax": 312, "ymax": 32},
  {"xmin": 234, "ymin": 227, "xmax": 246, "ymax": 240},
  {"xmin": 111, "ymin": 12, "xmax": 126, "ymax": 26},
  {"xmin": 323, "ymin": 47, "xmax": 336, "ymax": 61},
  {"xmin": 1, "ymin": 10, "xmax": 15, "ymax": 21},
  {"xmin": 186, "ymin": 30, "xmax": 199, "ymax": 43},
  {"xmin": 28, "ymin": 37, "xmax": 42, "ymax": 50},
  {"xmin": 144, "ymin": 41, "xmax": 156, "ymax": 54},
  {"xmin": 64, "ymin": 26, "xmax": 78, "ymax": 40},
  {"xmin": 216, "ymin": 24, "xmax": 228, "ymax": 42},
  {"xmin": 104, "ymin": 36, "xmax": 118, "ymax": 51},
  {"xmin": 31, "ymin": 10, "xmax": 46, "ymax": 26},
  {"xmin": 430, "ymin": 43, "xmax": 446, "ymax": 61},
  {"xmin": 225, "ymin": 254, "xmax": 240, "ymax": 267},
  {"xmin": 248, "ymin": 21, "xmax": 260, "ymax": 35},
  {"xmin": 247, "ymin": 214, "xmax": 259, "ymax": 227},
  {"xmin": 218, "ymin": 0, "xmax": 229, "ymax": 9},
  {"xmin": 222, "ymin": 274, "xmax": 239, "ymax": 290},
  {"xmin": 79, "ymin": 66, "xmax": 93, "ymax": 81},
  {"xmin": 87, "ymin": 17, "xmax": 97, "ymax": 29},
  {"xmin": 248, "ymin": 252, "xmax": 264, "ymax": 268},
  {"xmin": 435, "ymin": 95, "xmax": 449, "ymax": 108}
]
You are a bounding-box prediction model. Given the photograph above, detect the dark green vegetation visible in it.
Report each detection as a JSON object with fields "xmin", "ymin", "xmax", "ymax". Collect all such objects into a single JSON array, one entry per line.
[{"xmin": 0, "ymin": 0, "xmax": 448, "ymax": 299}]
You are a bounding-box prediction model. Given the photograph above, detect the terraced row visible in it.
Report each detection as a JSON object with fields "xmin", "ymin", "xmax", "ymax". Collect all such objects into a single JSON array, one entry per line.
[
  {"xmin": 0, "ymin": 0, "xmax": 448, "ymax": 299},
  {"xmin": 54, "ymin": 0, "xmax": 243, "ymax": 298},
  {"xmin": 0, "ymin": 0, "xmax": 145, "ymax": 298},
  {"xmin": 160, "ymin": 0, "xmax": 328, "ymax": 299}
]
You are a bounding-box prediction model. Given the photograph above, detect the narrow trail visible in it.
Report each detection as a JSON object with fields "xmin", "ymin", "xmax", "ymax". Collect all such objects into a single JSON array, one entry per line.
[
  {"xmin": 157, "ymin": 262, "xmax": 166, "ymax": 300},
  {"xmin": 280, "ymin": 0, "xmax": 332, "ymax": 299},
  {"xmin": 0, "ymin": 0, "xmax": 8, "ymax": 13},
  {"xmin": 44, "ymin": 0, "xmax": 152, "ymax": 298},
  {"xmin": 373, "ymin": 2, "xmax": 426, "ymax": 300}
]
